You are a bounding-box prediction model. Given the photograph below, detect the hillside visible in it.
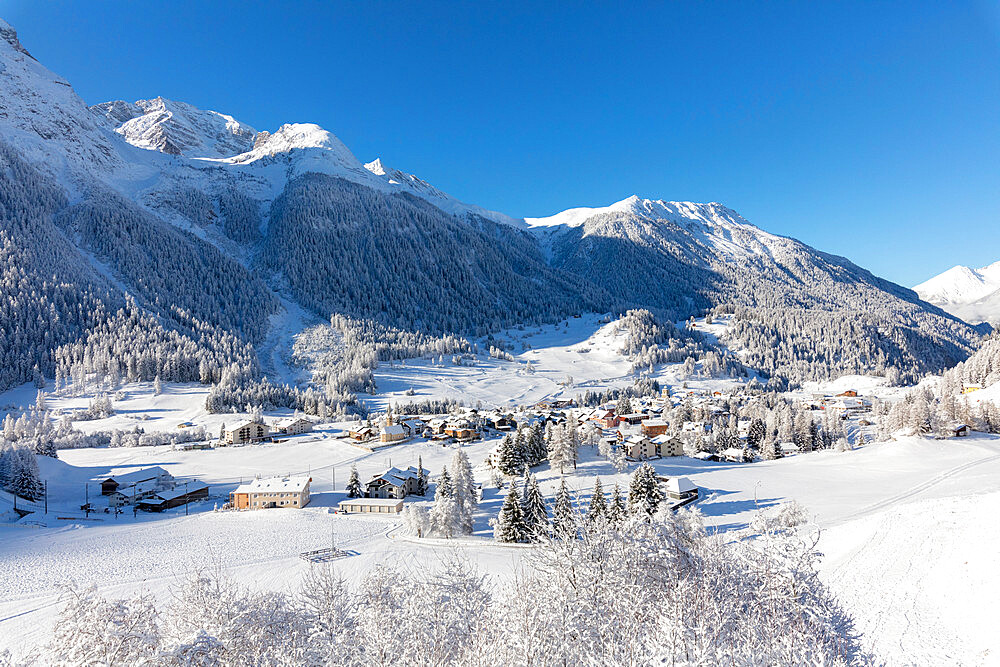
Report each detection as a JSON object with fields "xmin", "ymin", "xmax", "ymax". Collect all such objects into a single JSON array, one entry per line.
[{"xmin": 0, "ymin": 17, "xmax": 982, "ymax": 401}]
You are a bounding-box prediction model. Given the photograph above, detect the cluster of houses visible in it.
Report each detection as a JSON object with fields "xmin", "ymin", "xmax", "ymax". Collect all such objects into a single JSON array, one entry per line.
[
  {"xmin": 348, "ymin": 414, "xmax": 482, "ymax": 446},
  {"xmin": 222, "ymin": 416, "xmax": 315, "ymax": 446},
  {"xmin": 98, "ymin": 466, "xmax": 209, "ymax": 512},
  {"xmin": 800, "ymin": 389, "xmax": 873, "ymax": 414}
]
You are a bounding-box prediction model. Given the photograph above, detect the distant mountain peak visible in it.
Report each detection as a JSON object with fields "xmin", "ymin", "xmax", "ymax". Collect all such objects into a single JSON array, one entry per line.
[{"xmin": 914, "ymin": 260, "xmax": 1000, "ymax": 325}]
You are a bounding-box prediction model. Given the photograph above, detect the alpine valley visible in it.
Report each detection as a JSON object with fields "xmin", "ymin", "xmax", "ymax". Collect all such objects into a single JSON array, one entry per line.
[
  {"xmin": 6, "ymin": 16, "xmax": 1000, "ymax": 667},
  {"xmin": 0, "ymin": 19, "xmax": 981, "ymax": 402}
]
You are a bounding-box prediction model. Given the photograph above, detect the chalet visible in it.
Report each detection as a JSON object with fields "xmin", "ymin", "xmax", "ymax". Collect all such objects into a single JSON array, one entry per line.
[
  {"xmin": 664, "ymin": 477, "xmax": 698, "ymax": 502},
  {"xmin": 836, "ymin": 390, "xmax": 859, "ymax": 398},
  {"xmin": 720, "ymin": 447, "xmax": 747, "ymax": 463},
  {"xmin": 691, "ymin": 451, "xmax": 717, "ymax": 462},
  {"xmin": 444, "ymin": 420, "xmax": 477, "ymax": 441},
  {"xmin": 339, "ymin": 498, "xmax": 404, "ymax": 514},
  {"xmin": 682, "ymin": 421, "xmax": 710, "ymax": 434},
  {"xmin": 349, "ymin": 425, "xmax": 377, "ymax": 442},
  {"xmin": 225, "ymin": 420, "xmax": 270, "ymax": 445},
  {"xmin": 652, "ymin": 434, "xmax": 683, "ymax": 457},
  {"xmin": 365, "ymin": 467, "xmax": 421, "ymax": 499},
  {"xmin": 427, "ymin": 418, "xmax": 449, "ymax": 435},
  {"xmin": 949, "ymin": 423, "xmax": 970, "ymax": 438},
  {"xmin": 641, "ymin": 418, "xmax": 670, "ymax": 437},
  {"xmin": 620, "ymin": 434, "xmax": 656, "ymax": 460},
  {"xmin": 136, "ymin": 482, "xmax": 209, "ymax": 512},
  {"xmin": 229, "ymin": 476, "xmax": 311, "ymax": 510},
  {"xmin": 826, "ymin": 398, "xmax": 864, "ymax": 413},
  {"xmin": 402, "ymin": 418, "xmax": 426, "ymax": 437},
  {"xmin": 779, "ymin": 442, "xmax": 800, "ymax": 456},
  {"xmin": 590, "ymin": 409, "xmax": 620, "ymax": 429},
  {"xmin": 485, "ymin": 413, "xmax": 514, "ymax": 431},
  {"xmin": 275, "ymin": 417, "xmax": 314, "ymax": 435},
  {"xmin": 100, "ymin": 467, "xmax": 173, "ymax": 496}
]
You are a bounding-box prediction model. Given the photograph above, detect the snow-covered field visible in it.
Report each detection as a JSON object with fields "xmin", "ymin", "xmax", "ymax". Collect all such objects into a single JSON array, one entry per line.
[
  {"xmin": 3, "ymin": 425, "xmax": 1000, "ymax": 662},
  {"xmin": 367, "ymin": 313, "xmax": 746, "ymax": 411}
]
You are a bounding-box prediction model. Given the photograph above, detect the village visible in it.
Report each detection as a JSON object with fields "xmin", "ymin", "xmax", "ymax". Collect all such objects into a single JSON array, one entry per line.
[{"xmin": 38, "ymin": 379, "xmax": 902, "ymax": 527}]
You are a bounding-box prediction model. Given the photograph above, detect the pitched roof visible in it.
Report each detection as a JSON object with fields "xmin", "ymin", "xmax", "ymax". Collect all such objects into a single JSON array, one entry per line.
[
  {"xmin": 102, "ymin": 466, "xmax": 170, "ymax": 487},
  {"xmin": 665, "ymin": 477, "xmax": 697, "ymax": 494}
]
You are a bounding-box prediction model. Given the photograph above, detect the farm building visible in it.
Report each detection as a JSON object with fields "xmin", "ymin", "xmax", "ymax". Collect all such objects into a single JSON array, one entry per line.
[
  {"xmin": 100, "ymin": 467, "xmax": 173, "ymax": 496},
  {"xmin": 338, "ymin": 498, "xmax": 404, "ymax": 514},
  {"xmin": 136, "ymin": 482, "xmax": 209, "ymax": 512},
  {"xmin": 229, "ymin": 476, "xmax": 311, "ymax": 510},
  {"xmin": 365, "ymin": 467, "xmax": 421, "ymax": 499},
  {"xmin": 225, "ymin": 420, "xmax": 270, "ymax": 445},
  {"xmin": 349, "ymin": 425, "xmax": 376, "ymax": 442}
]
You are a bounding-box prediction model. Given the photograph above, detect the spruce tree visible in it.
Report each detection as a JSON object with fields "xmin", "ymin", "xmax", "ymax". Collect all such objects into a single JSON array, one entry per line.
[
  {"xmin": 586, "ymin": 477, "xmax": 607, "ymax": 523},
  {"xmin": 520, "ymin": 471, "xmax": 548, "ymax": 540},
  {"xmin": 416, "ymin": 456, "xmax": 428, "ymax": 496},
  {"xmin": 627, "ymin": 463, "xmax": 662, "ymax": 516},
  {"xmin": 437, "ymin": 467, "xmax": 453, "ymax": 498},
  {"xmin": 346, "ymin": 465, "xmax": 362, "ymax": 498},
  {"xmin": 494, "ymin": 482, "xmax": 528, "ymax": 543},
  {"xmin": 552, "ymin": 479, "xmax": 575, "ymax": 539}
]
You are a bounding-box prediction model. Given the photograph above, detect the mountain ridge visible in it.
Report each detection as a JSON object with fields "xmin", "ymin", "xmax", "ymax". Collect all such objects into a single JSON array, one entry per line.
[{"xmin": 0, "ymin": 17, "xmax": 982, "ymax": 395}]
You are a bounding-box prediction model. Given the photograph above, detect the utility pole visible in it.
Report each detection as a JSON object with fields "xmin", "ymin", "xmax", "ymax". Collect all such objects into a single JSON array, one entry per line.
[
  {"xmin": 44, "ymin": 480, "xmax": 47, "ymax": 515},
  {"xmin": 185, "ymin": 482, "xmax": 189, "ymax": 516}
]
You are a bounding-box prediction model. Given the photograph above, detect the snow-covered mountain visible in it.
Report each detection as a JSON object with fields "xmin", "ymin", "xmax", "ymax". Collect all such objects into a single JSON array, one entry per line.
[
  {"xmin": 914, "ymin": 262, "xmax": 1000, "ymax": 325},
  {"xmin": 0, "ymin": 17, "xmax": 983, "ymax": 394},
  {"xmin": 91, "ymin": 97, "xmax": 258, "ymax": 158}
]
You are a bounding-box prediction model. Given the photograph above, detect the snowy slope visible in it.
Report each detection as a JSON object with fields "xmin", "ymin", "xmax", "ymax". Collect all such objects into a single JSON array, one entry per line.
[
  {"xmin": 914, "ymin": 261, "xmax": 1000, "ymax": 324},
  {"xmin": 91, "ymin": 97, "xmax": 258, "ymax": 158}
]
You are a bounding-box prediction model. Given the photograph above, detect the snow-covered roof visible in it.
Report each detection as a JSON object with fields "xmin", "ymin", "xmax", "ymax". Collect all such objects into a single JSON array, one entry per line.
[
  {"xmin": 103, "ymin": 466, "xmax": 170, "ymax": 486},
  {"xmin": 276, "ymin": 417, "xmax": 312, "ymax": 427},
  {"xmin": 243, "ymin": 476, "xmax": 311, "ymax": 493},
  {"xmin": 643, "ymin": 418, "xmax": 668, "ymax": 428},
  {"xmin": 368, "ymin": 467, "xmax": 419, "ymax": 487},
  {"xmin": 721, "ymin": 447, "xmax": 744, "ymax": 458},
  {"xmin": 339, "ymin": 498, "xmax": 403, "ymax": 508},
  {"xmin": 380, "ymin": 424, "xmax": 405, "ymax": 436},
  {"xmin": 227, "ymin": 420, "xmax": 256, "ymax": 431},
  {"xmin": 665, "ymin": 477, "xmax": 697, "ymax": 494},
  {"xmin": 145, "ymin": 482, "xmax": 208, "ymax": 502},
  {"xmin": 692, "ymin": 452, "xmax": 714, "ymax": 460}
]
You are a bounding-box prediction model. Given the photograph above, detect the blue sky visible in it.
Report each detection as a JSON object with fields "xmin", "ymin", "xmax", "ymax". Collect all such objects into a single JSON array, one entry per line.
[{"xmin": 5, "ymin": 1, "xmax": 999, "ymax": 286}]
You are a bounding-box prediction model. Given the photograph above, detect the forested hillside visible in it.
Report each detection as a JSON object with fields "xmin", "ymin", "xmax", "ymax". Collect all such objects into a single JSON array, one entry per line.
[{"xmin": 260, "ymin": 174, "xmax": 609, "ymax": 335}]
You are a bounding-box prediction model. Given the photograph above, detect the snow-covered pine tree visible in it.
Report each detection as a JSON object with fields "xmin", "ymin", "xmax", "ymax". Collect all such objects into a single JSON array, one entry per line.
[
  {"xmin": 416, "ymin": 457, "xmax": 428, "ymax": 496},
  {"xmin": 627, "ymin": 463, "xmax": 662, "ymax": 516},
  {"xmin": 436, "ymin": 467, "xmax": 453, "ymax": 498},
  {"xmin": 429, "ymin": 492, "xmax": 461, "ymax": 538},
  {"xmin": 586, "ymin": 477, "xmax": 607, "ymax": 523},
  {"xmin": 450, "ymin": 450, "xmax": 476, "ymax": 534},
  {"xmin": 496, "ymin": 434, "xmax": 524, "ymax": 477},
  {"xmin": 520, "ymin": 471, "xmax": 548, "ymax": 540},
  {"xmin": 346, "ymin": 465, "xmax": 362, "ymax": 498},
  {"xmin": 552, "ymin": 479, "xmax": 575, "ymax": 539},
  {"xmin": 494, "ymin": 482, "xmax": 528, "ymax": 543},
  {"xmin": 153, "ymin": 375, "xmax": 162, "ymax": 396},
  {"xmin": 547, "ymin": 424, "xmax": 573, "ymax": 474},
  {"xmin": 10, "ymin": 447, "xmax": 44, "ymax": 501}
]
